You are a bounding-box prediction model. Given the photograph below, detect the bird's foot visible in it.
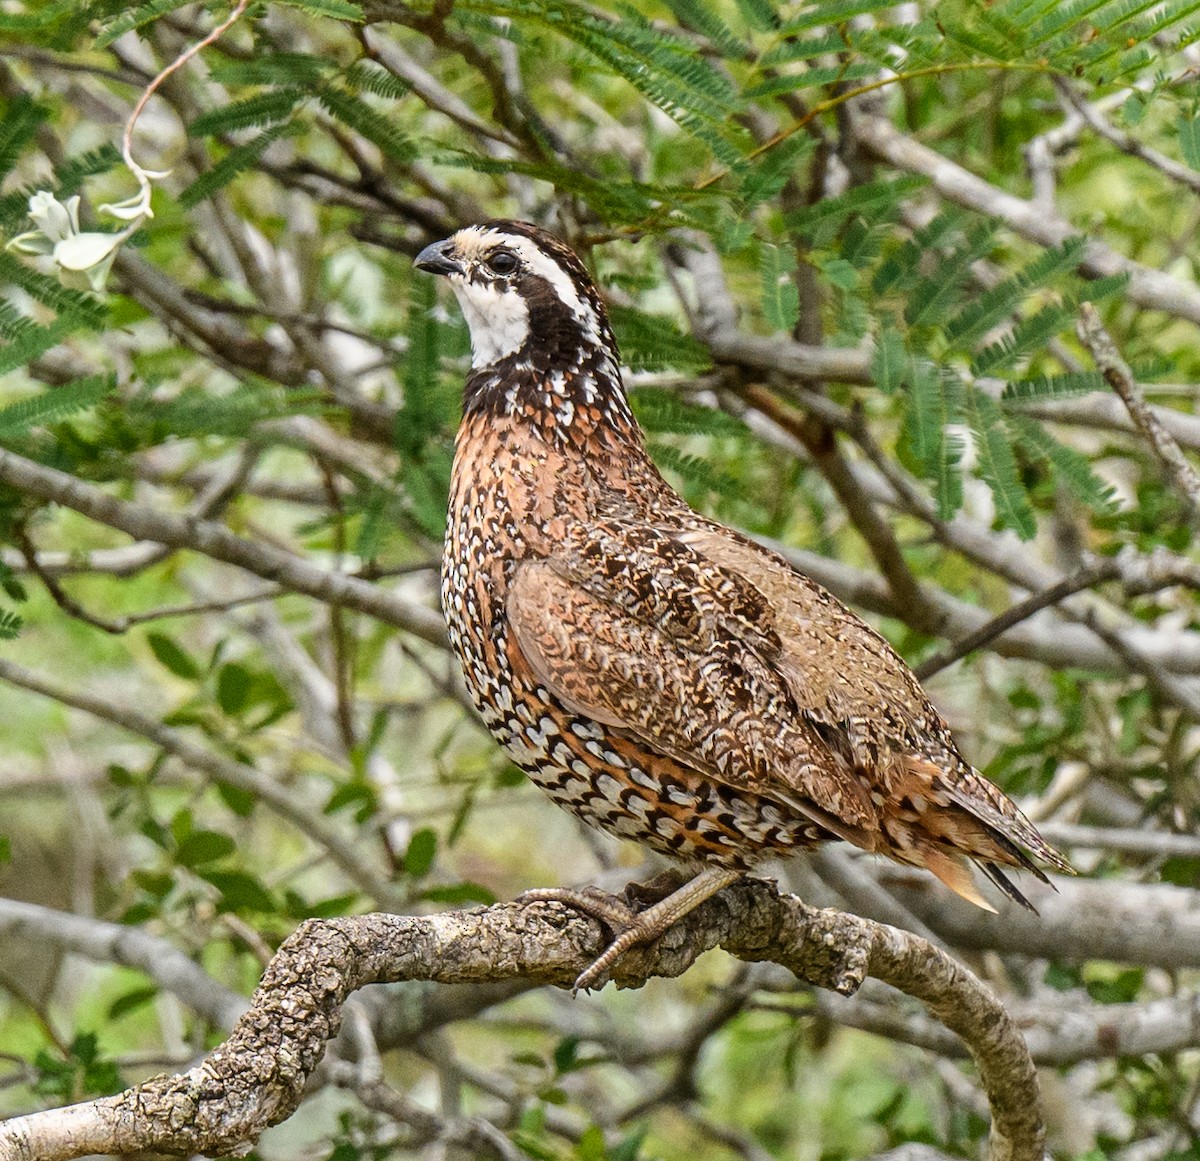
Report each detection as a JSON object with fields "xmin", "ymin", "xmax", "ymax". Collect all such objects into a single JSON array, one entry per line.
[
  {"xmin": 519, "ymin": 885, "xmax": 638, "ymax": 932},
  {"xmin": 520, "ymin": 867, "xmax": 743, "ymax": 994}
]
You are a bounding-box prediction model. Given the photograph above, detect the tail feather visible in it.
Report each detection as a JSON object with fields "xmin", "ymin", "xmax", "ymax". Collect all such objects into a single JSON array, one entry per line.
[
  {"xmin": 973, "ymin": 859, "xmax": 1038, "ymax": 912},
  {"xmin": 895, "ymin": 755, "xmax": 1072, "ymax": 911},
  {"xmin": 922, "ymin": 848, "xmax": 998, "ymax": 913}
]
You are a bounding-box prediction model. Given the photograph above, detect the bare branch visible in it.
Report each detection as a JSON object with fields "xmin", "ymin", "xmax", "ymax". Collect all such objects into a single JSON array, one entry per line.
[
  {"xmin": 853, "ymin": 112, "xmax": 1200, "ymax": 325},
  {"xmin": 0, "ymin": 898, "xmax": 245, "ymax": 1031},
  {"xmin": 0, "ymin": 446, "xmax": 448, "ymax": 647}
]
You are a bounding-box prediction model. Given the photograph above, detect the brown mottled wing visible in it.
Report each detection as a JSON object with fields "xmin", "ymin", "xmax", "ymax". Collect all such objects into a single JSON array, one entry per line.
[
  {"xmin": 677, "ymin": 524, "xmax": 1073, "ymax": 882},
  {"xmin": 506, "ymin": 522, "xmax": 879, "ymax": 846}
]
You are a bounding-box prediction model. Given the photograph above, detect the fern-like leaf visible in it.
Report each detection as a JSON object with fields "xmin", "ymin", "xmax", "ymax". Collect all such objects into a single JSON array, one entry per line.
[
  {"xmin": 629, "ymin": 388, "xmax": 748, "ymax": 437},
  {"xmin": 275, "ymin": 0, "xmax": 364, "ymax": 18},
  {"xmin": 315, "ymin": 86, "xmax": 416, "ymax": 163},
  {"xmin": 608, "ymin": 306, "xmax": 713, "ymax": 372},
  {"xmin": 759, "ymin": 243, "xmax": 800, "ymax": 332},
  {"xmin": 94, "ymin": 0, "xmax": 193, "ymax": 49},
  {"xmin": 179, "ymin": 124, "xmax": 291, "ymax": 208},
  {"xmin": 342, "ymin": 61, "xmax": 410, "ymax": 100},
  {"xmin": 781, "ymin": 0, "xmax": 899, "ymax": 32},
  {"xmin": 904, "ymin": 362, "xmax": 964, "ymax": 520},
  {"xmin": 0, "ymin": 315, "xmax": 77, "ymax": 377},
  {"xmin": 649, "ymin": 442, "xmax": 742, "ymax": 500},
  {"xmin": 971, "ymin": 299, "xmax": 1077, "ymax": 375},
  {"xmin": 1000, "ymin": 371, "xmax": 1105, "ymax": 403},
  {"xmin": 904, "ymin": 221, "xmax": 995, "ymax": 328},
  {"xmin": 731, "ymin": 0, "xmax": 780, "ymax": 31},
  {"xmin": 871, "ymin": 324, "xmax": 909, "ymax": 393},
  {"xmin": 0, "ymin": 95, "xmax": 46, "ymax": 177},
  {"xmin": 188, "ymin": 90, "xmax": 305, "ymax": 137},
  {"xmin": 662, "ymin": 0, "xmax": 746, "ymax": 55},
  {"xmin": 943, "ymin": 237, "xmax": 1086, "ymax": 349},
  {"xmin": 0, "ymin": 375, "xmax": 113, "ymax": 437},
  {"xmin": 1006, "ymin": 411, "xmax": 1117, "ymax": 512},
  {"xmin": 787, "ymin": 175, "xmax": 926, "ymax": 236},
  {"xmin": 966, "ymin": 389, "xmax": 1037, "ymax": 538},
  {"xmin": 207, "ymin": 54, "xmax": 332, "ymax": 87},
  {"xmin": 0, "ymin": 250, "xmax": 106, "ymax": 327}
]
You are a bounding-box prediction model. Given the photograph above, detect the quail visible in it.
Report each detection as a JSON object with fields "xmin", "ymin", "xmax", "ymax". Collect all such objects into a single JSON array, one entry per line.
[{"xmin": 415, "ymin": 221, "xmax": 1071, "ymax": 991}]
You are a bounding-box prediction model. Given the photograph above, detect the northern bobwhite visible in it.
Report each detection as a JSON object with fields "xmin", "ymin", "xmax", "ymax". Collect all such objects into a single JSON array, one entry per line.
[{"xmin": 415, "ymin": 221, "xmax": 1071, "ymax": 990}]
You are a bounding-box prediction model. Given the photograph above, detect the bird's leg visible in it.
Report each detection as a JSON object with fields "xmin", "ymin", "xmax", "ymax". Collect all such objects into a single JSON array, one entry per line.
[{"xmin": 523, "ymin": 867, "xmax": 744, "ymax": 993}]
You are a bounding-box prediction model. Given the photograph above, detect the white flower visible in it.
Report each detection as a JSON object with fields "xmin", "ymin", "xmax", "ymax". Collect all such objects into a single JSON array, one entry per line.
[{"xmin": 6, "ymin": 189, "xmax": 143, "ymax": 292}]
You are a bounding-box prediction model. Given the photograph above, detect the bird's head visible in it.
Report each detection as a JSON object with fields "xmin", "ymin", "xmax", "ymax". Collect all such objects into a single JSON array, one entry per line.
[{"xmin": 415, "ymin": 221, "xmax": 617, "ymax": 374}]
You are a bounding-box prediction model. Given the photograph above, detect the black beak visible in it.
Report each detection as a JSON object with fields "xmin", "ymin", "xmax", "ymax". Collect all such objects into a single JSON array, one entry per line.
[{"xmin": 414, "ymin": 239, "xmax": 463, "ymax": 276}]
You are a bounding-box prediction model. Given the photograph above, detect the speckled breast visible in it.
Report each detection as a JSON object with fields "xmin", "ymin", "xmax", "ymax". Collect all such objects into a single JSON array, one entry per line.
[{"xmin": 441, "ymin": 415, "xmax": 829, "ymax": 870}]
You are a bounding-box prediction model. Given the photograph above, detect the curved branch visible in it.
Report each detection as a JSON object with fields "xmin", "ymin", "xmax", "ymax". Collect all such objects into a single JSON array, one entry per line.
[{"xmin": 0, "ymin": 881, "xmax": 1043, "ymax": 1161}]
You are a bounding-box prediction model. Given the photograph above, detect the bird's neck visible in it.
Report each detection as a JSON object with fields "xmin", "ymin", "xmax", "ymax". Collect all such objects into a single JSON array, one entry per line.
[{"xmin": 462, "ymin": 345, "xmax": 645, "ymax": 453}]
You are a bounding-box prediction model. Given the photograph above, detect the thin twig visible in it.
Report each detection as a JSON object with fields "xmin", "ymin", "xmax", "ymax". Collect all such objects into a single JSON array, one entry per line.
[
  {"xmin": 1077, "ymin": 302, "xmax": 1200, "ymax": 524},
  {"xmin": 914, "ymin": 559, "xmax": 1121, "ymax": 680}
]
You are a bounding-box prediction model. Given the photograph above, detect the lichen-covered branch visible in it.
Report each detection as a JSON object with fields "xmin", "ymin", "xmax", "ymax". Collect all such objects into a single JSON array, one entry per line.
[{"xmin": 0, "ymin": 883, "xmax": 1043, "ymax": 1161}]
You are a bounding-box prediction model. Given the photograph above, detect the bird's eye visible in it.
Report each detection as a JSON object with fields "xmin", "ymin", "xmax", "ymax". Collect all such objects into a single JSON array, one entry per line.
[{"xmin": 486, "ymin": 250, "xmax": 519, "ymax": 275}]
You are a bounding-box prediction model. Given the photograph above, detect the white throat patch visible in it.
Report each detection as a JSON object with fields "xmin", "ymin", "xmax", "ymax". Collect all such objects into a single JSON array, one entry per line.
[{"xmin": 450, "ymin": 280, "xmax": 531, "ymax": 369}]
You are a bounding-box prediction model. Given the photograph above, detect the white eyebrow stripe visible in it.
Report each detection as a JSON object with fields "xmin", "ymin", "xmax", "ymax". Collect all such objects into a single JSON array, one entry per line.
[{"xmin": 500, "ymin": 236, "xmax": 589, "ymax": 320}]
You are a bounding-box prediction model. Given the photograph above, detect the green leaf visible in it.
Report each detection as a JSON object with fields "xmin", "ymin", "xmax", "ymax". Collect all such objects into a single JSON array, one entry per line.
[
  {"xmin": 0, "ymin": 374, "xmax": 113, "ymax": 437},
  {"xmin": 207, "ymin": 53, "xmax": 332, "ymax": 87},
  {"xmin": 787, "ymin": 175, "xmax": 926, "ymax": 234},
  {"xmin": 1000, "ymin": 371, "xmax": 1106, "ymax": 403},
  {"xmin": 403, "ymin": 827, "xmax": 438, "ymax": 878},
  {"xmin": 276, "ymin": 0, "xmax": 364, "ymax": 18},
  {"xmin": 146, "ymin": 633, "xmax": 202, "ymax": 680},
  {"xmin": 0, "ymin": 609, "xmax": 21, "ymax": 640},
  {"xmin": 108, "ymin": 986, "xmax": 158, "ymax": 1021},
  {"xmin": 326, "ymin": 778, "xmax": 377, "ymax": 818},
  {"xmin": 943, "ymin": 238, "xmax": 1086, "ymax": 349},
  {"xmin": 971, "ymin": 299, "xmax": 1078, "ymax": 375},
  {"xmin": 187, "ymin": 89, "xmax": 305, "ymax": 137},
  {"xmin": 179, "ymin": 124, "xmax": 292, "ymax": 208},
  {"xmin": 608, "ymin": 305, "xmax": 712, "ymax": 371},
  {"xmin": 554, "ymin": 1036, "xmax": 580, "ymax": 1075},
  {"xmin": 216, "ymin": 663, "xmax": 253, "ymax": 716},
  {"xmin": 904, "ymin": 221, "xmax": 995, "ymax": 328},
  {"xmin": 630, "ymin": 388, "xmax": 748, "ymax": 437},
  {"xmin": 731, "ymin": 0, "xmax": 780, "ymax": 31},
  {"xmin": 315, "ymin": 85, "xmax": 416, "ymax": 163},
  {"xmin": 421, "ymin": 881, "xmax": 497, "ymax": 905},
  {"xmin": 0, "ymin": 95, "xmax": 47, "ymax": 176},
  {"xmin": 1006, "ymin": 412, "xmax": 1118, "ymax": 512},
  {"xmin": 216, "ymin": 780, "xmax": 256, "ymax": 817},
  {"xmin": 94, "ymin": 0, "xmax": 193, "ymax": 49},
  {"xmin": 176, "ymin": 829, "xmax": 236, "ymax": 869},
  {"xmin": 201, "ymin": 869, "xmax": 276, "ymax": 913},
  {"xmin": 661, "ymin": 0, "xmax": 746, "ymax": 54},
  {"xmin": 904, "ymin": 364, "xmax": 964, "ymax": 520}
]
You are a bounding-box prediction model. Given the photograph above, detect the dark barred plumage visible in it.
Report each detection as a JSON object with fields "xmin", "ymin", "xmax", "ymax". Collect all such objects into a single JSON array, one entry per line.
[{"xmin": 416, "ymin": 221, "xmax": 1072, "ymax": 989}]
